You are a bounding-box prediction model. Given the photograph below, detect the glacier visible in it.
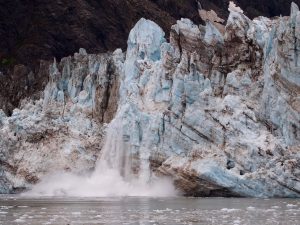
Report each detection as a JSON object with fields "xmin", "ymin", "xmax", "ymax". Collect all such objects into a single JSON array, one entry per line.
[{"xmin": 0, "ymin": 2, "xmax": 299, "ymax": 197}]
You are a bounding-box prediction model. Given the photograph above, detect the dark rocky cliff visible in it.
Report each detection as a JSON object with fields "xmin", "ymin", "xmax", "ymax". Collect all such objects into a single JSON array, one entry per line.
[{"xmin": 0, "ymin": 0, "xmax": 299, "ymax": 114}]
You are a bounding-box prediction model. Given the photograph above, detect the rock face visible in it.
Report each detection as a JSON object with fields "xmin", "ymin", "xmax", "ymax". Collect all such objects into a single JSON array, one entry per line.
[
  {"xmin": 0, "ymin": 0, "xmax": 199, "ymax": 116},
  {"xmin": 2, "ymin": 0, "xmax": 297, "ymax": 66},
  {"xmin": 0, "ymin": 2, "xmax": 300, "ymax": 197}
]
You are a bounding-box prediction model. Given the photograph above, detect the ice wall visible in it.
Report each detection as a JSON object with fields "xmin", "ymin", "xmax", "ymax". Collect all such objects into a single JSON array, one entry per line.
[{"xmin": 1, "ymin": 3, "xmax": 300, "ymax": 197}]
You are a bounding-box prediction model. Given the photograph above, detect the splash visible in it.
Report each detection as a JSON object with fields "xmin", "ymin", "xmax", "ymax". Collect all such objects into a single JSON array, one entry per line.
[{"xmin": 24, "ymin": 117, "xmax": 177, "ymax": 197}]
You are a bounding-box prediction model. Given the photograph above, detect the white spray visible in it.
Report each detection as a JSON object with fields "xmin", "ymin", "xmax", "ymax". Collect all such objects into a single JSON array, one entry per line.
[{"xmin": 25, "ymin": 115, "xmax": 177, "ymax": 197}]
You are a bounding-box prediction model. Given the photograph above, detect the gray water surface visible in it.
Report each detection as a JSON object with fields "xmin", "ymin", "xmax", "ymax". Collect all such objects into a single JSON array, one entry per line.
[{"xmin": 0, "ymin": 196, "xmax": 299, "ymax": 225}]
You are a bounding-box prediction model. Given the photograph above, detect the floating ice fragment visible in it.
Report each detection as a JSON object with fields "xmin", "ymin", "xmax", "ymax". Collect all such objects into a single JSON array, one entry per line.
[
  {"xmin": 221, "ymin": 208, "xmax": 239, "ymax": 212},
  {"xmin": 265, "ymin": 209, "xmax": 276, "ymax": 212},
  {"xmin": 14, "ymin": 218, "xmax": 26, "ymax": 223},
  {"xmin": 287, "ymin": 204, "xmax": 297, "ymax": 208},
  {"xmin": 233, "ymin": 219, "xmax": 241, "ymax": 225}
]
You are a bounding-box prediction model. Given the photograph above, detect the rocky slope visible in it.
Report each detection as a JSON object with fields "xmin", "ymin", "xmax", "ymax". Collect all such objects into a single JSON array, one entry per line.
[
  {"xmin": 1, "ymin": 0, "xmax": 300, "ymax": 115},
  {"xmin": 0, "ymin": 2, "xmax": 300, "ymax": 197}
]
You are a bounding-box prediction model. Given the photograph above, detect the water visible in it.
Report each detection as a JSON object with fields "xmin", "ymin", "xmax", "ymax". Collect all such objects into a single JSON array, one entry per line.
[{"xmin": 0, "ymin": 196, "xmax": 299, "ymax": 225}]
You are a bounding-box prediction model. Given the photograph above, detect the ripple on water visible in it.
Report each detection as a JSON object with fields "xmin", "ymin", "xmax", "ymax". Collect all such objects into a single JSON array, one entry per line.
[{"xmin": 0, "ymin": 197, "xmax": 300, "ymax": 225}]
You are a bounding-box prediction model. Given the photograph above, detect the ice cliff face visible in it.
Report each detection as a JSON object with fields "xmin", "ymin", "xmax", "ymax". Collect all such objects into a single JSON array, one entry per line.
[
  {"xmin": 0, "ymin": 2, "xmax": 300, "ymax": 197},
  {"xmin": 0, "ymin": 49, "xmax": 123, "ymax": 193}
]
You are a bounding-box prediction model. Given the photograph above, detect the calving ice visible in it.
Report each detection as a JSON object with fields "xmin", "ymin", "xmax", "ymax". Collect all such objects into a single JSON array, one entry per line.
[
  {"xmin": 0, "ymin": 2, "xmax": 299, "ymax": 198},
  {"xmin": 25, "ymin": 115, "xmax": 177, "ymax": 197}
]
